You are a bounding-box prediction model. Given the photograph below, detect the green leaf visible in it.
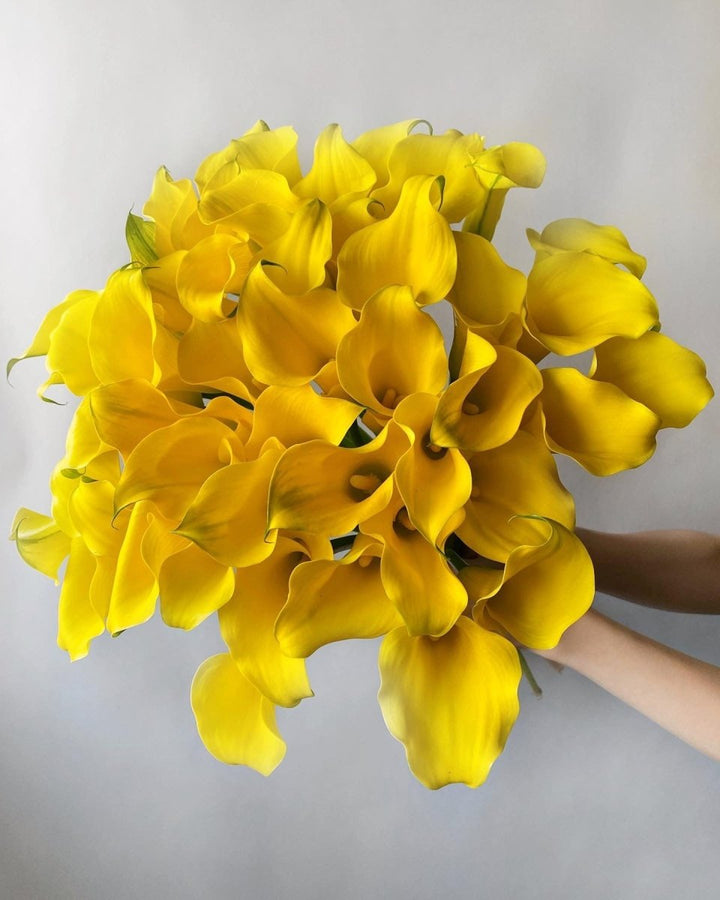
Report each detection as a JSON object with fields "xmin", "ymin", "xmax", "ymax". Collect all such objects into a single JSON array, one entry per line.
[{"xmin": 126, "ymin": 211, "xmax": 158, "ymax": 265}]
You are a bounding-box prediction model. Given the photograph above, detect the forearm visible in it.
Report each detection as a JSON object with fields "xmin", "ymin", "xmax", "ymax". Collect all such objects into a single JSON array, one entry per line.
[
  {"xmin": 576, "ymin": 528, "xmax": 720, "ymax": 614},
  {"xmin": 536, "ymin": 610, "xmax": 720, "ymax": 760}
]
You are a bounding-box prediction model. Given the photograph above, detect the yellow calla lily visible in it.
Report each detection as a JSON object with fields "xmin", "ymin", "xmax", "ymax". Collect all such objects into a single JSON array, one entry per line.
[
  {"xmin": 526, "ymin": 251, "xmax": 659, "ymax": 354},
  {"xmin": 143, "ymin": 167, "xmax": 213, "ymax": 255},
  {"xmin": 371, "ymin": 129, "xmax": 488, "ymax": 223},
  {"xmin": 260, "ymin": 198, "xmax": 333, "ymax": 295},
  {"xmin": 57, "ymin": 537, "xmax": 104, "ymax": 661},
  {"xmin": 336, "ymin": 174, "xmax": 457, "ymax": 309},
  {"xmin": 541, "ymin": 368, "xmax": 661, "ymax": 475},
  {"xmin": 267, "ymin": 420, "xmax": 409, "ymax": 537},
  {"xmin": 378, "ymin": 616, "xmax": 521, "ymax": 789},
  {"xmin": 175, "ymin": 234, "xmax": 254, "ymax": 322},
  {"xmin": 176, "ymin": 317, "xmax": 260, "ymax": 403},
  {"xmin": 276, "ymin": 534, "xmax": 403, "ymax": 658},
  {"xmin": 461, "ymin": 518, "xmax": 594, "ymax": 650},
  {"xmin": 432, "ymin": 340, "xmax": 543, "ymax": 452},
  {"xmin": 448, "ymin": 231, "xmax": 526, "ymax": 345},
  {"xmin": 159, "ymin": 542, "xmax": 235, "ymax": 630},
  {"xmin": 294, "ymin": 123, "xmax": 376, "ymax": 205},
  {"xmin": 527, "ymin": 218, "xmax": 647, "ymax": 278},
  {"xmin": 336, "ymin": 285, "xmax": 448, "ymax": 416},
  {"xmin": 393, "ymin": 392, "xmax": 472, "ymax": 546},
  {"xmin": 351, "ymin": 119, "xmax": 432, "ymax": 189},
  {"xmin": 10, "ymin": 508, "xmax": 71, "ymax": 583},
  {"xmin": 115, "ymin": 417, "xmax": 244, "ymax": 520},
  {"xmin": 457, "ymin": 429, "xmax": 575, "ymax": 562},
  {"xmin": 175, "ymin": 441, "xmax": 284, "ymax": 568},
  {"xmin": 590, "ymin": 331, "xmax": 714, "ymax": 428},
  {"xmin": 218, "ymin": 535, "xmax": 328, "ymax": 707},
  {"xmin": 237, "ymin": 263, "xmax": 356, "ymax": 387},
  {"xmin": 244, "ymin": 384, "xmax": 361, "ymax": 456},
  {"xmin": 361, "ymin": 490, "xmax": 468, "ymax": 637},
  {"xmin": 191, "ymin": 653, "xmax": 286, "ymax": 773},
  {"xmin": 195, "ymin": 122, "xmax": 301, "ymax": 192}
]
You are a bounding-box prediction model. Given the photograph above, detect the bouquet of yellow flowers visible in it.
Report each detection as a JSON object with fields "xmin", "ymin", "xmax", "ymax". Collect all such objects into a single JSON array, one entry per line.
[{"xmin": 10, "ymin": 120, "xmax": 712, "ymax": 788}]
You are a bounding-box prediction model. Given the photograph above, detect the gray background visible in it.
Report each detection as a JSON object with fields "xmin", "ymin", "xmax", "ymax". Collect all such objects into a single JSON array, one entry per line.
[{"xmin": 2, "ymin": 1, "xmax": 719, "ymax": 898}]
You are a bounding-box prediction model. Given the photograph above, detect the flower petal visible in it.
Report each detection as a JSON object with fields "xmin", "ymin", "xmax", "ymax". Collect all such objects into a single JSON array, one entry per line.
[
  {"xmin": 261, "ymin": 199, "xmax": 333, "ymax": 294},
  {"xmin": 432, "ymin": 343, "xmax": 542, "ymax": 452},
  {"xmin": 458, "ymin": 430, "xmax": 575, "ymax": 561},
  {"xmin": 448, "ymin": 231, "xmax": 526, "ymax": 343},
  {"xmin": 177, "ymin": 317, "xmax": 259, "ymax": 402},
  {"xmin": 463, "ymin": 518, "xmax": 594, "ymax": 649},
  {"xmin": 526, "ymin": 252, "xmax": 659, "ymax": 354},
  {"xmin": 336, "ymin": 285, "xmax": 448, "ymax": 415},
  {"xmin": 393, "ymin": 393, "xmax": 472, "ymax": 545},
  {"xmin": 219, "ymin": 538, "xmax": 314, "ymax": 707},
  {"xmin": 268, "ymin": 421, "xmax": 409, "ymax": 536},
  {"xmin": 176, "ymin": 444, "xmax": 283, "ymax": 567},
  {"xmin": 10, "ymin": 508, "xmax": 70, "ymax": 583},
  {"xmin": 294, "ymin": 123, "xmax": 376, "ymax": 204},
  {"xmin": 159, "ymin": 543, "xmax": 235, "ymax": 630},
  {"xmin": 378, "ymin": 617, "xmax": 521, "ymax": 789},
  {"xmin": 176, "ymin": 234, "xmax": 253, "ymax": 322},
  {"xmin": 590, "ymin": 331, "xmax": 714, "ymax": 428},
  {"xmin": 276, "ymin": 535, "xmax": 402, "ymax": 657},
  {"xmin": 237, "ymin": 264, "xmax": 356, "ymax": 386},
  {"xmin": 541, "ymin": 368, "xmax": 660, "ymax": 475},
  {"xmin": 57, "ymin": 538, "xmax": 103, "ymax": 661},
  {"xmin": 245, "ymin": 384, "xmax": 361, "ymax": 456},
  {"xmin": 191, "ymin": 653, "xmax": 286, "ymax": 773},
  {"xmin": 336, "ymin": 174, "xmax": 457, "ymax": 309},
  {"xmin": 527, "ymin": 218, "xmax": 646, "ymax": 278}
]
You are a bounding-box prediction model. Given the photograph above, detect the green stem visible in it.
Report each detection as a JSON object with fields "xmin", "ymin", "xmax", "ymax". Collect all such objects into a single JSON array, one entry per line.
[{"xmin": 517, "ymin": 649, "xmax": 543, "ymax": 697}]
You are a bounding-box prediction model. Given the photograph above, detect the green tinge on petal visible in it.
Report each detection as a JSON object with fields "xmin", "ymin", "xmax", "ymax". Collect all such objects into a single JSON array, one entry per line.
[
  {"xmin": 125, "ymin": 211, "xmax": 158, "ymax": 265},
  {"xmin": 176, "ymin": 447, "xmax": 283, "ymax": 567},
  {"xmin": 277, "ymin": 536, "xmax": 402, "ymax": 657},
  {"xmin": 590, "ymin": 331, "xmax": 714, "ymax": 428},
  {"xmin": 11, "ymin": 508, "xmax": 70, "ymax": 583},
  {"xmin": 268, "ymin": 421, "xmax": 409, "ymax": 537},
  {"xmin": 463, "ymin": 518, "xmax": 594, "ymax": 650},
  {"xmin": 261, "ymin": 198, "xmax": 333, "ymax": 294},
  {"xmin": 219, "ymin": 538, "xmax": 314, "ymax": 707},
  {"xmin": 458, "ymin": 430, "xmax": 575, "ymax": 562},
  {"xmin": 115, "ymin": 417, "xmax": 244, "ymax": 521},
  {"xmin": 191, "ymin": 653, "xmax": 286, "ymax": 773},
  {"xmin": 541, "ymin": 368, "xmax": 661, "ymax": 475},
  {"xmin": 336, "ymin": 174, "xmax": 457, "ymax": 309},
  {"xmin": 336, "ymin": 285, "xmax": 449, "ymax": 416},
  {"xmin": 527, "ymin": 218, "xmax": 646, "ymax": 278},
  {"xmin": 526, "ymin": 252, "xmax": 659, "ymax": 355},
  {"xmin": 378, "ymin": 617, "xmax": 521, "ymax": 789}
]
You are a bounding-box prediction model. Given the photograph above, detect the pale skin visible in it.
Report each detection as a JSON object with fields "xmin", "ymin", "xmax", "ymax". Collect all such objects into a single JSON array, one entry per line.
[{"xmin": 533, "ymin": 529, "xmax": 720, "ymax": 761}]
